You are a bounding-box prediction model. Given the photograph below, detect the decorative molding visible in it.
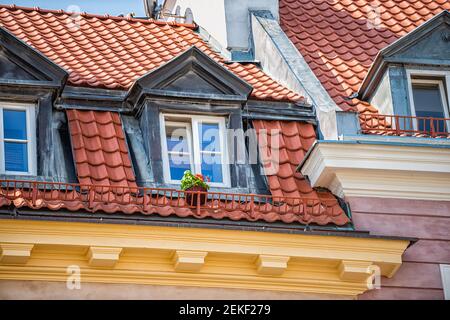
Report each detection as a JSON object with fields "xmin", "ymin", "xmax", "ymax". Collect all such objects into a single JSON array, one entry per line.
[
  {"xmin": 172, "ymin": 250, "xmax": 207, "ymax": 272},
  {"xmin": 86, "ymin": 247, "xmax": 122, "ymax": 268},
  {"xmin": 0, "ymin": 219, "xmax": 410, "ymax": 297},
  {"xmin": 300, "ymin": 142, "xmax": 450, "ymax": 201},
  {"xmin": 339, "ymin": 260, "xmax": 373, "ymax": 281},
  {"xmin": 256, "ymin": 255, "xmax": 290, "ymax": 276},
  {"xmin": 0, "ymin": 243, "xmax": 34, "ymax": 265}
]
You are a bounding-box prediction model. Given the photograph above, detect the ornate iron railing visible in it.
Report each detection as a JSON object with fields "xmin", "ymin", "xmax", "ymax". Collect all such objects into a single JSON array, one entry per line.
[
  {"xmin": 359, "ymin": 114, "xmax": 450, "ymax": 138},
  {"xmin": 0, "ymin": 180, "xmax": 342, "ymax": 217}
]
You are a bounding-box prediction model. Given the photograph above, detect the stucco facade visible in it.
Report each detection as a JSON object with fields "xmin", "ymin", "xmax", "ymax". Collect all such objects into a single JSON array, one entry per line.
[{"xmin": 351, "ymin": 197, "xmax": 450, "ymax": 300}]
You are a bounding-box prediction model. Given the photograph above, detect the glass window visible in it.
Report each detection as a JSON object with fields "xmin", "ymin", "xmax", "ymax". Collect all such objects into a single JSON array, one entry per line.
[
  {"xmin": 161, "ymin": 115, "xmax": 229, "ymax": 187},
  {"xmin": 412, "ymin": 84, "xmax": 446, "ymax": 118},
  {"xmin": 201, "ymin": 153, "xmax": 223, "ymax": 183},
  {"xmin": 4, "ymin": 110, "xmax": 27, "ymax": 140},
  {"xmin": 1, "ymin": 106, "xmax": 34, "ymax": 175},
  {"xmin": 198, "ymin": 122, "xmax": 223, "ymax": 183},
  {"xmin": 165, "ymin": 123, "xmax": 192, "ymax": 181},
  {"xmin": 199, "ymin": 123, "xmax": 220, "ymax": 152},
  {"xmin": 412, "ymin": 82, "xmax": 448, "ymax": 132},
  {"xmin": 4, "ymin": 141, "xmax": 28, "ymax": 172}
]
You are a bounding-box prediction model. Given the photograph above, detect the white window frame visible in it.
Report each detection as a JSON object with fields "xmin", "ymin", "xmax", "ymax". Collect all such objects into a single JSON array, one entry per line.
[
  {"xmin": 0, "ymin": 102, "xmax": 37, "ymax": 176},
  {"xmin": 160, "ymin": 113, "xmax": 230, "ymax": 188},
  {"xmin": 161, "ymin": 120, "xmax": 195, "ymax": 184},
  {"xmin": 440, "ymin": 264, "xmax": 450, "ymax": 300},
  {"xmin": 406, "ymin": 69, "xmax": 450, "ymax": 131}
]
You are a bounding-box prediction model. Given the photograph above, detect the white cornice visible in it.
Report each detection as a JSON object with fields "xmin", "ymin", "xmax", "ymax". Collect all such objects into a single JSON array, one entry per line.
[{"xmin": 300, "ymin": 142, "xmax": 450, "ymax": 201}]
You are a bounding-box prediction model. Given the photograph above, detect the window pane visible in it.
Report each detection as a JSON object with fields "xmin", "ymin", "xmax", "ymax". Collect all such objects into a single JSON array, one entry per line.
[
  {"xmin": 5, "ymin": 142, "xmax": 28, "ymax": 172},
  {"xmin": 413, "ymin": 85, "xmax": 445, "ymax": 117},
  {"xmin": 201, "ymin": 153, "xmax": 223, "ymax": 183},
  {"xmin": 412, "ymin": 84, "xmax": 447, "ymax": 132},
  {"xmin": 3, "ymin": 109, "xmax": 27, "ymax": 140},
  {"xmin": 199, "ymin": 122, "xmax": 220, "ymax": 152},
  {"xmin": 169, "ymin": 153, "xmax": 191, "ymax": 181},
  {"xmin": 166, "ymin": 125, "xmax": 189, "ymax": 153}
]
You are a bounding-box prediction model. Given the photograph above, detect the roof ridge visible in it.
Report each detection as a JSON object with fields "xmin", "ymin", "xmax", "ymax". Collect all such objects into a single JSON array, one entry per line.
[{"xmin": 0, "ymin": 3, "xmax": 197, "ymax": 29}]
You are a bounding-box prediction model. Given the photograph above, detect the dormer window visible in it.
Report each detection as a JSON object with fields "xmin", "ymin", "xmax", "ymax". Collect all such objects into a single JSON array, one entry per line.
[
  {"xmin": 0, "ymin": 102, "xmax": 36, "ymax": 175},
  {"xmin": 357, "ymin": 11, "xmax": 450, "ymax": 138},
  {"xmin": 160, "ymin": 114, "xmax": 230, "ymax": 187}
]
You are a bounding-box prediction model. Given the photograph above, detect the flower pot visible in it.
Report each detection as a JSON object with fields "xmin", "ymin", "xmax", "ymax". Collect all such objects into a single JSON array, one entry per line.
[{"xmin": 185, "ymin": 186, "xmax": 207, "ymax": 206}]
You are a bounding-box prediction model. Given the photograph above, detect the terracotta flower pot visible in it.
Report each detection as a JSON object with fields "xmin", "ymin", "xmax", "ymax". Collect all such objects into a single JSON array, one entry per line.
[{"xmin": 185, "ymin": 186, "xmax": 208, "ymax": 206}]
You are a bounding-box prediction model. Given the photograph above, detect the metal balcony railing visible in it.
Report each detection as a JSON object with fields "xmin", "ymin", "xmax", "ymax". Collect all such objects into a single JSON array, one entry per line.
[
  {"xmin": 359, "ymin": 114, "xmax": 450, "ymax": 138},
  {"xmin": 0, "ymin": 180, "xmax": 342, "ymax": 217}
]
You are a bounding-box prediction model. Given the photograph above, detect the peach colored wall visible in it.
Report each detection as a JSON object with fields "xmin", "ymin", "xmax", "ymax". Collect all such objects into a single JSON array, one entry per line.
[
  {"xmin": 348, "ymin": 197, "xmax": 450, "ymax": 300},
  {"xmin": 0, "ymin": 280, "xmax": 350, "ymax": 300}
]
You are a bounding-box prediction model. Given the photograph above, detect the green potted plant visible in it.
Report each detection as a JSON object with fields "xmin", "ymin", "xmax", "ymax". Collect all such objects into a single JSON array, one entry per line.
[{"xmin": 180, "ymin": 170, "xmax": 210, "ymax": 206}]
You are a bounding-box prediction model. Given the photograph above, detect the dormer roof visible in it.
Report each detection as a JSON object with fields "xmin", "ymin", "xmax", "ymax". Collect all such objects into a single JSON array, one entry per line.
[{"xmin": 359, "ymin": 10, "xmax": 450, "ymax": 100}]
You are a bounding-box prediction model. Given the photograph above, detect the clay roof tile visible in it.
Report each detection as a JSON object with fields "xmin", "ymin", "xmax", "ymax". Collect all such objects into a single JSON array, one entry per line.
[
  {"xmin": 279, "ymin": 0, "xmax": 450, "ymax": 112},
  {"xmin": 254, "ymin": 120, "xmax": 348, "ymax": 224},
  {"xmin": 67, "ymin": 109, "xmax": 137, "ymax": 188},
  {"xmin": 0, "ymin": 4, "xmax": 301, "ymax": 103}
]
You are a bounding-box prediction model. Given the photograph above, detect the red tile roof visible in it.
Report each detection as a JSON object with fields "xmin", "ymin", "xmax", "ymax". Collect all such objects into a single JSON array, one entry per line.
[
  {"xmin": 0, "ymin": 4, "xmax": 302, "ymax": 102},
  {"xmin": 67, "ymin": 109, "xmax": 137, "ymax": 188},
  {"xmin": 279, "ymin": 0, "xmax": 450, "ymax": 113},
  {"xmin": 253, "ymin": 120, "xmax": 348, "ymax": 225},
  {"xmin": 0, "ymin": 5, "xmax": 349, "ymax": 226}
]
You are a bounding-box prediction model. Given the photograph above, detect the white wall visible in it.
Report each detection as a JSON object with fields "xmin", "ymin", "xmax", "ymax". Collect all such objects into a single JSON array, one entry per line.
[
  {"xmin": 224, "ymin": 0, "xmax": 278, "ymax": 50},
  {"xmin": 251, "ymin": 12, "xmax": 339, "ymax": 139},
  {"xmin": 172, "ymin": 0, "xmax": 228, "ymax": 49},
  {"xmin": 369, "ymin": 71, "xmax": 394, "ymax": 115},
  {"xmin": 164, "ymin": 0, "xmax": 278, "ymax": 50}
]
